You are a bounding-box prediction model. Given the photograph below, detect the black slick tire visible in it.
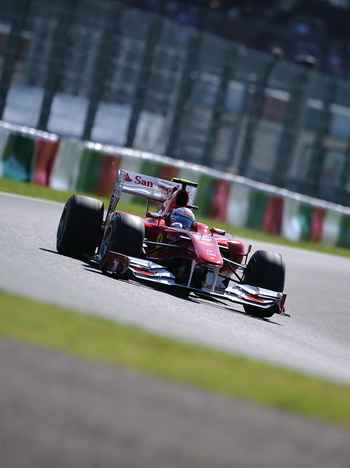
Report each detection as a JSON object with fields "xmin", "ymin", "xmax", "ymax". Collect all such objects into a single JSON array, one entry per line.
[
  {"xmin": 99, "ymin": 213, "xmax": 145, "ymax": 273},
  {"xmin": 56, "ymin": 194, "xmax": 104, "ymax": 258},
  {"xmin": 242, "ymin": 250, "xmax": 285, "ymax": 318}
]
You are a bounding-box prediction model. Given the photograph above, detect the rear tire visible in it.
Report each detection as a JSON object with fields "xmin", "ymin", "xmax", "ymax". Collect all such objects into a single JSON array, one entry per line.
[
  {"xmin": 242, "ymin": 250, "xmax": 285, "ymax": 318},
  {"xmin": 99, "ymin": 213, "xmax": 145, "ymax": 272},
  {"xmin": 56, "ymin": 195, "xmax": 104, "ymax": 258}
]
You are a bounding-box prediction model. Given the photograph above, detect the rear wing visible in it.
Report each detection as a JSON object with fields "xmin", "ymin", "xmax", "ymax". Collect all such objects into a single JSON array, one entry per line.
[{"xmin": 107, "ymin": 169, "xmax": 198, "ymax": 217}]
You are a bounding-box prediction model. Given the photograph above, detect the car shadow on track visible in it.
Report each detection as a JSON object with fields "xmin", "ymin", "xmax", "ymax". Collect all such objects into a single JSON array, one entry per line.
[
  {"xmin": 81, "ymin": 259, "xmax": 283, "ymax": 327},
  {"xmin": 41, "ymin": 248, "xmax": 61, "ymax": 256},
  {"xmin": 40, "ymin": 249, "xmax": 282, "ymax": 326}
]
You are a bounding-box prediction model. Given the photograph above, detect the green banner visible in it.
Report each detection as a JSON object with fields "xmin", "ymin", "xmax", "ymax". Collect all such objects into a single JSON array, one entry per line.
[
  {"xmin": 140, "ymin": 160, "xmax": 162, "ymax": 177},
  {"xmin": 297, "ymin": 204, "xmax": 312, "ymax": 241},
  {"xmin": 2, "ymin": 133, "xmax": 35, "ymax": 182},
  {"xmin": 245, "ymin": 191, "xmax": 268, "ymax": 230},
  {"xmin": 75, "ymin": 148, "xmax": 104, "ymax": 193},
  {"xmin": 195, "ymin": 174, "xmax": 216, "ymax": 217},
  {"xmin": 336, "ymin": 215, "xmax": 350, "ymax": 248}
]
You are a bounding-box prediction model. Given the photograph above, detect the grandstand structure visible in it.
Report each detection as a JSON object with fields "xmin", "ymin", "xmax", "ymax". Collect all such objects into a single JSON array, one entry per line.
[
  {"xmin": 128, "ymin": 0, "xmax": 350, "ymax": 79},
  {"xmin": 1, "ymin": 0, "xmax": 350, "ymax": 206}
]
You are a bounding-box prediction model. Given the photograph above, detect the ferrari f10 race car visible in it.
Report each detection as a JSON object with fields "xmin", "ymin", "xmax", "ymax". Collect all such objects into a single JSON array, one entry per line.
[{"xmin": 56, "ymin": 170, "xmax": 287, "ymax": 319}]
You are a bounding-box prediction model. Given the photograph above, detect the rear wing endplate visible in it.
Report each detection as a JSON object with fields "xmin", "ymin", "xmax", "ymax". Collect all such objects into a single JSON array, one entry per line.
[{"xmin": 107, "ymin": 169, "xmax": 197, "ymax": 217}]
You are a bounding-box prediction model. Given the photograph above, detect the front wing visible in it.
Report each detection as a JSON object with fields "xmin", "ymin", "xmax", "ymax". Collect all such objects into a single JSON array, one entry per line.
[{"xmin": 101, "ymin": 251, "xmax": 287, "ymax": 316}]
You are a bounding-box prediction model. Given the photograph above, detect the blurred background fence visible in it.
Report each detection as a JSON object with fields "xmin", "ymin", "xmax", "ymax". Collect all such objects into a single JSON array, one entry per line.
[{"xmin": 2, "ymin": 0, "xmax": 350, "ymax": 206}]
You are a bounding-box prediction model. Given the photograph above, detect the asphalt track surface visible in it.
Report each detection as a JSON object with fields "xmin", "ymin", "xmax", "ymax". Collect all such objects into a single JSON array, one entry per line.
[{"xmin": 1, "ymin": 192, "xmax": 350, "ymax": 467}]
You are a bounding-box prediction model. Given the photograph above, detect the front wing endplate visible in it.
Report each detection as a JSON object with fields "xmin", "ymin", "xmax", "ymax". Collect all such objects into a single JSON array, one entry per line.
[{"xmin": 103, "ymin": 252, "xmax": 287, "ymax": 314}]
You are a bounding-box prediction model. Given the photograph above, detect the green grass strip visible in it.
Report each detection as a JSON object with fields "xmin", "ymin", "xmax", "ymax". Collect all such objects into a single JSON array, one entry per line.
[{"xmin": 1, "ymin": 289, "xmax": 349, "ymax": 427}]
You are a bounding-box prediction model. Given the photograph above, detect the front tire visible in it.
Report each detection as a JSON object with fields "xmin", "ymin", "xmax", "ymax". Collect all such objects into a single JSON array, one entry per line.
[
  {"xmin": 242, "ymin": 250, "xmax": 285, "ymax": 318},
  {"xmin": 99, "ymin": 213, "xmax": 145, "ymax": 272},
  {"xmin": 56, "ymin": 195, "xmax": 104, "ymax": 258}
]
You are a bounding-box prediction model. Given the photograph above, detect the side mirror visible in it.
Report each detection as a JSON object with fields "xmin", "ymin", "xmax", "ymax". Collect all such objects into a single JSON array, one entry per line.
[
  {"xmin": 210, "ymin": 227, "xmax": 226, "ymax": 236},
  {"xmin": 146, "ymin": 211, "xmax": 163, "ymax": 219}
]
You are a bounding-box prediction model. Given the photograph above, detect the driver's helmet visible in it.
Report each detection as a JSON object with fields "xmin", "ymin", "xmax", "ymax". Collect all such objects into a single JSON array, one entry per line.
[{"xmin": 170, "ymin": 207, "xmax": 195, "ymax": 230}]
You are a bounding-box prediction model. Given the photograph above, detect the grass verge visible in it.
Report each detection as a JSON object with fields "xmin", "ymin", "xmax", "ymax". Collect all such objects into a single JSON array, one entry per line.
[{"xmin": 1, "ymin": 289, "xmax": 350, "ymax": 427}]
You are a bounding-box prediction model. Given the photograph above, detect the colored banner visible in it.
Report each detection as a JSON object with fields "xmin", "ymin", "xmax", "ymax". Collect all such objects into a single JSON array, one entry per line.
[
  {"xmin": 226, "ymin": 183, "xmax": 250, "ymax": 228},
  {"xmin": 245, "ymin": 191, "xmax": 268, "ymax": 231},
  {"xmin": 194, "ymin": 174, "xmax": 216, "ymax": 217},
  {"xmin": 262, "ymin": 195, "xmax": 284, "ymax": 236},
  {"xmin": 2, "ymin": 133, "xmax": 35, "ymax": 182},
  {"xmin": 310, "ymin": 207, "xmax": 326, "ymax": 243},
  {"xmin": 297, "ymin": 204, "xmax": 312, "ymax": 242},
  {"xmin": 337, "ymin": 215, "xmax": 350, "ymax": 248},
  {"xmin": 139, "ymin": 160, "xmax": 163, "ymax": 177},
  {"xmin": 50, "ymin": 139, "xmax": 84, "ymax": 191},
  {"xmin": 75, "ymin": 147, "xmax": 104, "ymax": 194},
  {"xmin": 0, "ymin": 126, "xmax": 10, "ymax": 177},
  {"xmin": 158, "ymin": 164, "xmax": 179, "ymax": 182},
  {"xmin": 2, "ymin": 122, "xmax": 350, "ymax": 250},
  {"xmin": 33, "ymin": 137, "xmax": 60, "ymax": 186},
  {"xmin": 209, "ymin": 179, "xmax": 231, "ymax": 221},
  {"xmin": 281, "ymin": 198, "xmax": 301, "ymax": 242},
  {"xmin": 94, "ymin": 154, "xmax": 121, "ymax": 197},
  {"xmin": 321, "ymin": 210, "xmax": 341, "ymax": 246}
]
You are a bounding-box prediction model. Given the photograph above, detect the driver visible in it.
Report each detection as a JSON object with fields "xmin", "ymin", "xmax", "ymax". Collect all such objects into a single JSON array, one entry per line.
[{"xmin": 168, "ymin": 207, "xmax": 195, "ymax": 230}]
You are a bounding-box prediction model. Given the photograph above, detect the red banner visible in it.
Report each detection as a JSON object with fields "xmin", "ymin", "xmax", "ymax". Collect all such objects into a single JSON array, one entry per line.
[{"xmin": 33, "ymin": 138, "xmax": 60, "ymax": 186}]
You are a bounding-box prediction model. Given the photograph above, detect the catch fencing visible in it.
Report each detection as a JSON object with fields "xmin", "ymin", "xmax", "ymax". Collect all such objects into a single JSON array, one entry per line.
[{"xmin": 1, "ymin": 1, "xmax": 350, "ymax": 207}]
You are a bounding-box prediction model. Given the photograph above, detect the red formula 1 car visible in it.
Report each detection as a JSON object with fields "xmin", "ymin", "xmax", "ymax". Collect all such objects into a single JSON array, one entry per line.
[{"xmin": 57, "ymin": 170, "xmax": 287, "ymax": 318}]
